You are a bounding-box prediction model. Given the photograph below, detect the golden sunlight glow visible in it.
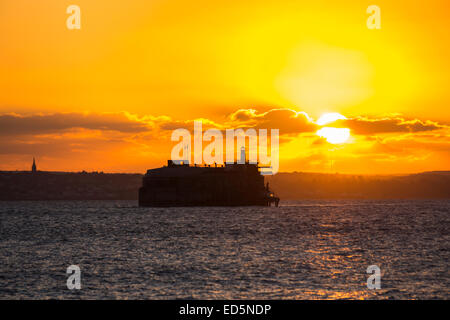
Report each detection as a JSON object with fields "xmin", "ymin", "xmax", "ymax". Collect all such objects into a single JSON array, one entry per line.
[
  {"xmin": 316, "ymin": 113, "xmax": 347, "ymax": 126},
  {"xmin": 0, "ymin": 1, "xmax": 449, "ymax": 174},
  {"xmin": 316, "ymin": 127, "xmax": 350, "ymax": 144},
  {"xmin": 276, "ymin": 41, "xmax": 376, "ymax": 115}
]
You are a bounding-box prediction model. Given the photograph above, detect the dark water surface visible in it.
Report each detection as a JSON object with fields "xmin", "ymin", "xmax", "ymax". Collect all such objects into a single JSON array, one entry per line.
[{"xmin": 0, "ymin": 200, "xmax": 448, "ymax": 299}]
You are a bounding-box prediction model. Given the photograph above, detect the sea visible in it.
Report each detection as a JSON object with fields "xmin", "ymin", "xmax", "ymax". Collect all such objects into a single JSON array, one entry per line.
[{"xmin": 0, "ymin": 200, "xmax": 448, "ymax": 299}]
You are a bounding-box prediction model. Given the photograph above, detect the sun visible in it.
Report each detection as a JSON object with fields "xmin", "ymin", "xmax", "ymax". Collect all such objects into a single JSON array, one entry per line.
[
  {"xmin": 317, "ymin": 127, "xmax": 350, "ymax": 144},
  {"xmin": 316, "ymin": 113, "xmax": 350, "ymax": 144},
  {"xmin": 316, "ymin": 112, "xmax": 347, "ymax": 125}
]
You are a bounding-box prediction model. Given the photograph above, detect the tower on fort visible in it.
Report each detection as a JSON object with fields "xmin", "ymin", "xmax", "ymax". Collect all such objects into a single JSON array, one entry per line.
[
  {"xmin": 31, "ymin": 157, "xmax": 37, "ymax": 173},
  {"xmin": 240, "ymin": 146, "xmax": 246, "ymax": 163}
]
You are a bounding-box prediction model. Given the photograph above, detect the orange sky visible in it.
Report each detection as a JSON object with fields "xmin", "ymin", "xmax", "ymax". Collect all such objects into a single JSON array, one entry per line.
[{"xmin": 0, "ymin": 0, "xmax": 449, "ymax": 174}]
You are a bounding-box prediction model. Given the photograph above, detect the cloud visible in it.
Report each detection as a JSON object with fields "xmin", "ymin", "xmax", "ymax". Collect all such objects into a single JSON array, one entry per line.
[
  {"xmin": 0, "ymin": 136, "xmax": 126, "ymax": 156},
  {"xmin": 0, "ymin": 109, "xmax": 449, "ymax": 173},
  {"xmin": 227, "ymin": 108, "xmax": 318, "ymax": 134},
  {"xmin": 370, "ymin": 134, "xmax": 450, "ymax": 155},
  {"xmin": 333, "ymin": 116, "xmax": 447, "ymax": 135},
  {"xmin": 158, "ymin": 117, "xmax": 225, "ymax": 131},
  {"xmin": 2, "ymin": 110, "xmax": 447, "ymax": 141},
  {"xmin": 0, "ymin": 112, "xmax": 151, "ymax": 135}
]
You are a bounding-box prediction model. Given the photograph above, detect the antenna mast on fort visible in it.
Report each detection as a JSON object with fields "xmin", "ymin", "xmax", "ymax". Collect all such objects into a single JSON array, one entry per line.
[
  {"xmin": 240, "ymin": 146, "xmax": 246, "ymax": 164},
  {"xmin": 183, "ymin": 143, "xmax": 190, "ymax": 165}
]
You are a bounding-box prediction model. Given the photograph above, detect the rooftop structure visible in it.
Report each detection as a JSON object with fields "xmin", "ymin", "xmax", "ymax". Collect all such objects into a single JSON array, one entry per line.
[{"xmin": 138, "ymin": 160, "xmax": 279, "ymax": 207}]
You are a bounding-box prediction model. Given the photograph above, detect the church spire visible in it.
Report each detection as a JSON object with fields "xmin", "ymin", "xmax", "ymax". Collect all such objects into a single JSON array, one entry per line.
[{"xmin": 32, "ymin": 157, "xmax": 37, "ymax": 173}]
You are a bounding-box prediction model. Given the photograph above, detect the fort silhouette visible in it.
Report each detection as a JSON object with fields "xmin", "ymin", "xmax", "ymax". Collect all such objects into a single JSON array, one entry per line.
[{"xmin": 139, "ymin": 160, "xmax": 280, "ymax": 207}]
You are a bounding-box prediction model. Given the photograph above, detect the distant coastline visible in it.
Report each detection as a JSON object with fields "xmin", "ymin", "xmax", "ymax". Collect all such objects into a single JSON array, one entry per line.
[
  {"xmin": 266, "ymin": 171, "xmax": 450, "ymax": 200},
  {"xmin": 0, "ymin": 170, "xmax": 449, "ymax": 201},
  {"xmin": 0, "ymin": 171, "xmax": 142, "ymax": 201}
]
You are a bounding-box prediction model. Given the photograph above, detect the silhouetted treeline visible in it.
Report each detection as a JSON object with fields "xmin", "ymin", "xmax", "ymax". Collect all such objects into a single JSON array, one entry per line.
[
  {"xmin": 266, "ymin": 171, "xmax": 450, "ymax": 199},
  {"xmin": 0, "ymin": 171, "xmax": 142, "ymax": 200}
]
